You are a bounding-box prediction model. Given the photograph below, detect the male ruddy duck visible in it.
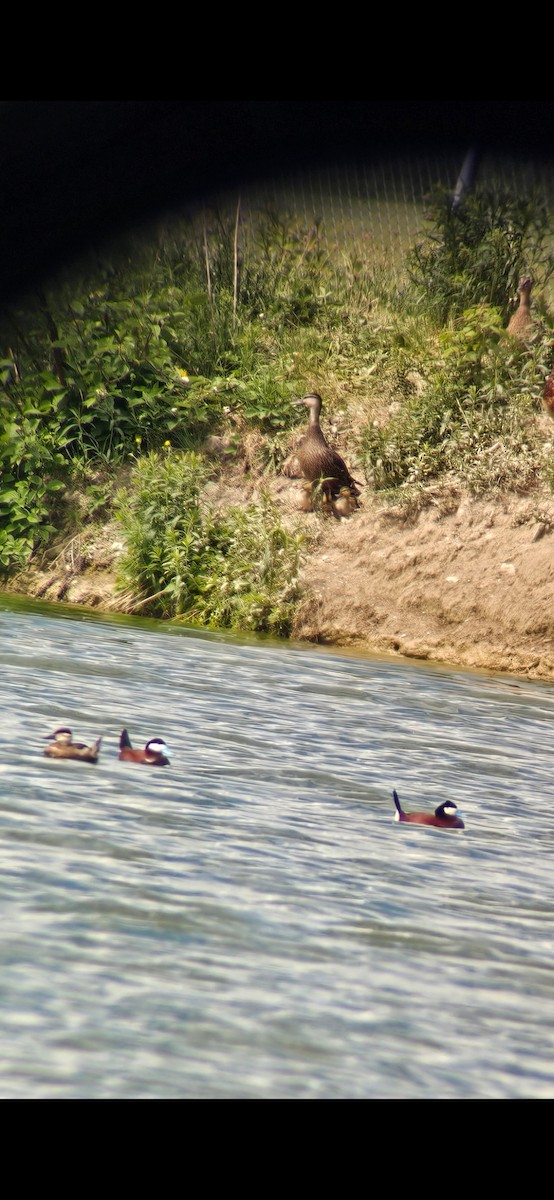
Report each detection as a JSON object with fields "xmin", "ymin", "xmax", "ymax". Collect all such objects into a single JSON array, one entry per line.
[
  {"xmin": 119, "ymin": 729, "xmax": 171, "ymax": 766},
  {"xmin": 393, "ymin": 789, "xmax": 464, "ymax": 829},
  {"xmin": 43, "ymin": 727, "xmax": 102, "ymax": 763}
]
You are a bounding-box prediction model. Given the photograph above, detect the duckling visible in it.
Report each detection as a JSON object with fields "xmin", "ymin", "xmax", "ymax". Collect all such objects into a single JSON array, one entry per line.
[
  {"xmin": 297, "ymin": 481, "xmax": 314, "ymax": 512},
  {"xmin": 289, "ymin": 392, "xmax": 362, "ymax": 501},
  {"xmin": 43, "ymin": 727, "xmax": 102, "ymax": 762},
  {"xmin": 331, "ymin": 486, "xmax": 359, "ymax": 519},
  {"xmin": 392, "ymin": 789, "xmax": 464, "ymax": 829},
  {"xmin": 118, "ymin": 729, "xmax": 171, "ymax": 766},
  {"xmin": 506, "ymin": 276, "xmax": 534, "ymax": 345}
]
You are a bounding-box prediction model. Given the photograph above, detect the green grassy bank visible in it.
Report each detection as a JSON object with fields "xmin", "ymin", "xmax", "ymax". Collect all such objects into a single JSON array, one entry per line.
[{"xmin": 2, "ymin": 183, "xmax": 554, "ymax": 635}]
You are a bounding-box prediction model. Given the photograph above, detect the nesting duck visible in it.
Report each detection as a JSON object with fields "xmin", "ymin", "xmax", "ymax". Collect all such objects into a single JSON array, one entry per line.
[
  {"xmin": 288, "ymin": 392, "xmax": 361, "ymax": 502},
  {"xmin": 118, "ymin": 729, "xmax": 171, "ymax": 766},
  {"xmin": 392, "ymin": 789, "xmax": 464, "ymax": 830},
  {"xmin": 506, "ymin": 275, "xmax": 534, "ymax": 345},
  {"xmin": 43, "ymin": 727, "xmax": 102, "ymax": 762}
]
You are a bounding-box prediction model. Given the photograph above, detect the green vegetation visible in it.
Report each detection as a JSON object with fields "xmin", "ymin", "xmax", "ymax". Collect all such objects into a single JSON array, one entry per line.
[
  {"xmin": 408, "ymin": 184, "xmax": 554, "ymax": 320},
  {"xmin": 361, "ymin": 183, "xmax": 554, "ymax": 503},
  {"xmin": 361, "ymin": 303, "xmax": 550, "ymax": 496},
  {"xmin": 115, "ymin": 450, "xmax": 306, "ymax": 635},
  {"xmin": 1, "ymin": 181, "xmax": 554, "ymax": 627}
]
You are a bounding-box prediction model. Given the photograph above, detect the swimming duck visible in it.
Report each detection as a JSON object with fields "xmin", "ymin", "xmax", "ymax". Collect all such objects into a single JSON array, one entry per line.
[
  {"xmin": 506, "ymin": 276, "xmax": 534, "ymax": 345},
  {"xmin": 288, "ymin": 393, "xmax": 362, "ymax": 501},
  {"xmin": 392, "ymin": 789, "xmax": 464, "ymax": 829},
  {"xmin": 118, "ymin": 729, "xmax": 171, "ymax": 766},
  {"xmin": 43, "ymin": 727, "xmax": 102, "ymax": 762}
]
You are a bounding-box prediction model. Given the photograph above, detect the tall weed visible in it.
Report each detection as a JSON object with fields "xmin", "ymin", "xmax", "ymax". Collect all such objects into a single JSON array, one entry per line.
[
  {"xmin": 361, "ymin": 305, "xmax": 549, "ymax": 494},
  {"xmin": 408, "ymin": 185, "xmax": 554, "ymax": 321}
]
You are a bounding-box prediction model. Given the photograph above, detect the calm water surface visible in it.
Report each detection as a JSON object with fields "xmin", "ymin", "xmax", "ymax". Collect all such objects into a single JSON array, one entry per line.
[{"xmin": 1, "ymin": 593, "xmax": 554, "ymax": 1099}]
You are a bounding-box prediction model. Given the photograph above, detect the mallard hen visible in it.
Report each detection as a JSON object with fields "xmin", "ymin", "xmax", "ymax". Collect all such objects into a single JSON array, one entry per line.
[
  {"xmin": 288, "ymin": 392, "xmax": 361, "ymax": 501},
  {"xmin": 506, "ymin": 276, "xmax": 534, "ymax": 345}
]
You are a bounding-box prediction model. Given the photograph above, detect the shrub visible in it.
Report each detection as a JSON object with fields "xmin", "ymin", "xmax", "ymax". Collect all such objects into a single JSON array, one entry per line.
[
  {"xmin": 115, "ymin": 450, "xmax": 306, "ymax": 634},
  {"xmin": 0, "ymin": 388, "xmax": 67, "ymax": 570},
  {"xmin": 361, "ymin": 305, "xmax": 549, "ymax": 495}
]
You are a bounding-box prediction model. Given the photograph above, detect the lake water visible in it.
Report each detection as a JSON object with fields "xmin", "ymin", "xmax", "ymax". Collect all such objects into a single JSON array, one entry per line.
[{"xmin": 1, "ymin": 592, "xmax": 554, "ymax": 1099}]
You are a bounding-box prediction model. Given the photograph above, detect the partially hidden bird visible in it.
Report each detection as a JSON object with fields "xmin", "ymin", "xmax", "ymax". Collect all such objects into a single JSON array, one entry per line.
[
  {"xmin": 543, "ymin": 359, "xmax": 554, "ymax": 418},
  {"xmin": 506, "ymin": 275, "xmax": 534, "ymax": 345}
]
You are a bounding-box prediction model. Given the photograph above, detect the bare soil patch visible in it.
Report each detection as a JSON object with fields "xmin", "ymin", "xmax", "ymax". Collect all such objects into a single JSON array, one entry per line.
[{"xmin": 292, "ymin": 485, "xmax": 554, "ymax": 680}]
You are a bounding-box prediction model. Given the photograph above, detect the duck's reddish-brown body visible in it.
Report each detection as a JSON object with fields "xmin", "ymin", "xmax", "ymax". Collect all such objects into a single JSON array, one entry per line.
[
  {"xmin": 118, "ymin": 729, "xmax": 170, "ymax": 766},
  {"xmin": 544, "ymin": 366, "xmax": 554, "ymax": 418},
  {"xmin": 396, "ymin": 810, "xmax": 464, "ymax": 829},
  {"xmin": 393, "ymin": 790, "xmax": 464, "ymax": 829}
]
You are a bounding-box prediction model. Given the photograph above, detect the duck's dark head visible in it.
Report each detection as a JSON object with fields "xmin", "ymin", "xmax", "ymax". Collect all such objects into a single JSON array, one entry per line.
[
  {"xmin": 146, "ymin": 738, "xmax": 172, "ymax": 758},
  {"xmin": 435, "ymin": 801, "xmax": 459, "ymax": 819},
  {"xmin": 294, "ymin": 392, "xmax": 323, "ymax": 416},
  {"xmin": 44, "ymin": 727, "xmax": 73, "ymax": 743}
]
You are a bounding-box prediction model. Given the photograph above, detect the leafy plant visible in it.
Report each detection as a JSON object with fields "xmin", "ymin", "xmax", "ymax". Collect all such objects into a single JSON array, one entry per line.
[
  {"xmin": 0, "ymin": 389, "xmax": 68, "ymax": 570},
  {"xmin": 115, "ymin": 450, "xmax": 307, "ymax": 634},
  {"xmin": 408, "ymin": 184, "xmax": 554, "ymax": 321},
  {"xmin": 361, "ymin": 305, "xmax": 549, "ymax": 495}
]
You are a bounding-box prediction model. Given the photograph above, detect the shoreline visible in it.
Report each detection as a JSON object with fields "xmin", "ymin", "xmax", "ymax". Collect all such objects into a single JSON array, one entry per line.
[{"xmin": 4, "ymin": 482, "xmax": 554, "ymax": 684}]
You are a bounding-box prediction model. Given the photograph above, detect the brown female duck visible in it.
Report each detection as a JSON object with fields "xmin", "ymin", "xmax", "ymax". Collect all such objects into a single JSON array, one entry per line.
[
  {"xmin": 289, "ymin": 392, "xmax": 361, "ymax": 502},
  {"xmin": 43, "ymin": 727, "xmax": 102, "ymax": 762},
  {"xmin": 506, "ymin": 275, "xmax": 534, "ymax": 345}
]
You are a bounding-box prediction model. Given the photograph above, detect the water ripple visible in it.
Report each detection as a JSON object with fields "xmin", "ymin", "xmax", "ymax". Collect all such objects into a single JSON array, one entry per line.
[{"xmin": 1, "ymin": 594, "xmax": 554, "ymax": 1097}]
